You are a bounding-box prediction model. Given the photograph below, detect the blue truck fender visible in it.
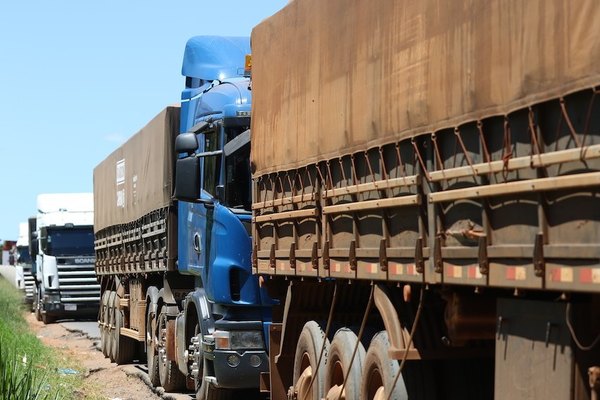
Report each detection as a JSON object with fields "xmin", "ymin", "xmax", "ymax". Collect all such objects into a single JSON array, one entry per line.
[
  {"xmin": 184, "ymin": 288, "xmax": 214, "ymax": 336},
  {"xmin": 176, "ymin": 288, "xmax": 214, "ymax": 376}
]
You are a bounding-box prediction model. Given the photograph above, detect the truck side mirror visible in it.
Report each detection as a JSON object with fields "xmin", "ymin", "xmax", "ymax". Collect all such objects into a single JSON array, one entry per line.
[
  {"xmin": 30, "ymin": 237, "xmax": 38, "ymax": 259},
  {"xmin": 39, "ymin": 228, "xmax": 49, "ymax": 253},
  {"xmin": 28, "ymin": 217, "xmax": 37, "ymax": 258},
  {"xmin": 175, "ymin": 133, "xmax": 199, "ymax": 154},
  {"xmin": 215, "ymin": 185, "xmax": 225, "ymax": 203},
  {"xmin": 174, "ymin": 156, "xmax": 201, "ymax": 202}
]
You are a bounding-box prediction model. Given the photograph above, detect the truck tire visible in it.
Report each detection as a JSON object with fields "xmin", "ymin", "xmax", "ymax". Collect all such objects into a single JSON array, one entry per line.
[
  {"xmin": 109, "ymin": 292, "xmax": 119, "ymax": 361},
  {"xmin": 201, "ymin": 387, "xmax": 260, "ymax": 400},
  {"xmin": 192, "ymin": 324, "xmax": 235, "ymax": 400},
  {"xmin": 34, "ymin": 288, "xmax": 42, "ymax": 322},
  {"xmin": 324, "ymin": 328, "xmax": 365, "ymax": 400},
  {"xmin": 197, "ymin": 376, "xmax": 234, "ymax": 400},
  {"xmin": 112, "ymin": 293, "xmax": 135, "ymax": 364},
  {"xmin": 157, "ymin": 305, "xmax": 185, "ymax": 391},
  {"xmin": 106, "ymin": 291, "xmax": 116, "ymax": 361},
  {"xmin": 292, "ymin": 321, "xmax": 330, "ymax": 400},
  {"xmin": 42, "ymin": 311, "xmax": 55, "ymax": 324},
  {"xmin": 360, "ymin": 331, "xmax": 408, "ymax": 400},
  {"xmin": 146, "ymin": 299, "xmax": 161, "ymax": 387},
  {"xmin": 100, "ymin": 291, "xmax": 110, "ymax": 357}
]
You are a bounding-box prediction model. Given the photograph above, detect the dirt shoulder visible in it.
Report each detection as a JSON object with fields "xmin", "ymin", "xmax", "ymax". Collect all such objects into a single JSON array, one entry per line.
[{"xmin": 26, "ymin": 313, "xmax": 192, "ymax": 400}]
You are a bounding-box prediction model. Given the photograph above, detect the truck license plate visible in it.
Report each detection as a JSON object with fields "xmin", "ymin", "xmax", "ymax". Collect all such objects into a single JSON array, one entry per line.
[{"xmin": 64, "ymin": 304, "xmax": 77, "ymax": 311}]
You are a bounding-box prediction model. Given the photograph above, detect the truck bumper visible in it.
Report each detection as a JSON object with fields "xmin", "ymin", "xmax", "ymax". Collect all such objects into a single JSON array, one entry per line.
[
  {"xmin": 211, "ymin": 349, "xmax": 269, "ymax": 389},
  {"xmin": 43, "ymin": 302, "xmax": 99, "ymax": 317}
]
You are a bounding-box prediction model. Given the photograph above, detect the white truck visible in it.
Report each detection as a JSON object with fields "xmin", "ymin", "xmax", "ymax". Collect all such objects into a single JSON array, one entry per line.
[
  {"xmin": 30, "ymin": 193, "xmax": 99, "ymax": 323},
  {"xmin": 15, "ymin": 222, "xmax": 34, "ymax": 303}
]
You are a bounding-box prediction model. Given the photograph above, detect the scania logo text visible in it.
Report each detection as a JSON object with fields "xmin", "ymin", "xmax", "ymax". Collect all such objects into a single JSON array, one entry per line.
[{"xmin": 74, "ymin": 257, "xmax": 95, "ymax": 264}]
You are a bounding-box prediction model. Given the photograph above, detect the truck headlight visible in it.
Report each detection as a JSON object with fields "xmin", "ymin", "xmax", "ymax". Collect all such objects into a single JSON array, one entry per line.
[
  {"xmin": 43, "ymin": 293, "xmax": 61, "ymax": 304},
  {"xmin": 213, "ymin": 330, "xmax": 264, "ymax": 350}
]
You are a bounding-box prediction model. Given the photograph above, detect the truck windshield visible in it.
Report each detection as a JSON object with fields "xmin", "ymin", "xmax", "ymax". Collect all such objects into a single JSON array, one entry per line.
[
  {"xmin": 46, "ymin": 227, "xmax": 95, "ymax": 256},
  {"xmin": 17, "ymin": 246, "xmax": 30, "ymax": 263}
]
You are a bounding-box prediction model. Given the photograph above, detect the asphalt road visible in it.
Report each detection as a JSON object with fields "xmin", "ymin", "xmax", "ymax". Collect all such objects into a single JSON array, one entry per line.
[{"xmin": 61, "ymin": 320, "xmax": 100, "ymax": 339}]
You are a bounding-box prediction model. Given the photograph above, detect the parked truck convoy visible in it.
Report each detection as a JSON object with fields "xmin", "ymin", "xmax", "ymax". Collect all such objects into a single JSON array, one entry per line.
[
  {"xmin": 95, "ymin": 0, "xmax": 600, "ymax": 399},
  {"xmin": 30, "ymin": 193, "xmax": 99, "ymax": 324}
]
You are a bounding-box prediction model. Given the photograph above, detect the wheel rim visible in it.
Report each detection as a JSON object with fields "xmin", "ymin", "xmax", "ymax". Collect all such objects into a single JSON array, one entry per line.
[
  {"xmin": 149, "ymin": 322, "xmax": 156, "ymax": 354},
  {"xmin": 373, "ymin": 387, "xmax": 386, "ymax": 400},
  {"xmin": 147, "ymin": 312, "xmax": 158, "ymax": 370},
  {"xmin": 106, "ymin": 293, "xmax": 115, "ymax": 357},
  {"xmin": 158, "ymin": 312, "xmax": 168, "ymax": 370},
  {"xmin": 295, "ymin": 353, "xmax": 313, "ymax": 400},
  {"xmin": 325, "ymin": 329, "xmax": 364, "ymax": 400},
  {"xmin": 293, "ymin": 321, "xmax": 330, "ymax": 400},
  {"xmin": 325, "ymin": 358, "xmax": 345, "ymax": 399},
  {"xmin": 100, "ymin": 293, "xmax": 108, "ymax": 355},
  {"xmin": 109, "ymin": 295, "xmax": 117, "ymax": 359},
  {"xmin": 365, "ymin": 368, "xmax": 384, "ymax": 400},
  {"xmin": 361, "ymin": 331, "xmax": 408, "ymax": 400},
  {"xmin": 191, "ymin": 325, "xmax": 204, "ymax": 392}
]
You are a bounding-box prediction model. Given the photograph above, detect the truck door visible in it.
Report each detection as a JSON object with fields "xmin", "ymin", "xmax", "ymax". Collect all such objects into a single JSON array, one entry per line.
[{"xmin": 181, "ymin": 127, "xmax": 221, "ymax": 299}]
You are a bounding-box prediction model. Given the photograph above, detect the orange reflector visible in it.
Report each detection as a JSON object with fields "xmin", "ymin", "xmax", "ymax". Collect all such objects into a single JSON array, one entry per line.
[
  {"xmin": 215, "ymin": 336, "xmax": 230, "ymax": 350},
  {"xmin": 245, "ymin": 54, "xmax": 252, "ymax": 76}
]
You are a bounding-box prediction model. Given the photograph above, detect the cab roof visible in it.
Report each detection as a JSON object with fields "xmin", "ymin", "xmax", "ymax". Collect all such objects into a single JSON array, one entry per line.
[{"xmin": 182, "ymin": 36, "xmax": 250, "ymax": 82}]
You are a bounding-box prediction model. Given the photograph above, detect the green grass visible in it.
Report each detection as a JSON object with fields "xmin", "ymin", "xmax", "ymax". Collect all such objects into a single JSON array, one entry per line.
[{"xmin": 0, "ymin": 276, "xmax": 87, "ymax": 399}]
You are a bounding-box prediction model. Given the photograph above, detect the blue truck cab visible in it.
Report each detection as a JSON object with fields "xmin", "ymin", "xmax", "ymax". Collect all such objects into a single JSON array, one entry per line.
[{"xmin": 174, "ymin": 36, "xmax": 271, "ymax": 396}]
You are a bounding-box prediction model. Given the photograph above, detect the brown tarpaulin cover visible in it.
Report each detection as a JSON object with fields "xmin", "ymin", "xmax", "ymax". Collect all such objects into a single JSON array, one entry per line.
[
  {"xmin": 251, "ymin": 0, "xmax": 600, "ymax": 176},
  {"xmin": 93, "ymin": 106, "xmax": 180, "ymax": 232}
]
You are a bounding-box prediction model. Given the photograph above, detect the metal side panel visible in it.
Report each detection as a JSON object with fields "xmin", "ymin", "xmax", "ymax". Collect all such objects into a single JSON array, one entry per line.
[{"xmin": 495, "ymin": 298, "xmax": 580, "ymax": 400}]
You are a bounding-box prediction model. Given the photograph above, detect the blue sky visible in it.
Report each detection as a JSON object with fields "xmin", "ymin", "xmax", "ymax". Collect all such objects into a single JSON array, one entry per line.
[{"xmin": 0, "ymin": 1, "xmax": 287, "ymax": 241}]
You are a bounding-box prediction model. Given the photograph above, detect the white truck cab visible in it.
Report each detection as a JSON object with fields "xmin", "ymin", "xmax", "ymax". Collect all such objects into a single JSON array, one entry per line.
[{"xmin": 31, "ymin": 193, "xmax": 99, "ymax": 323}]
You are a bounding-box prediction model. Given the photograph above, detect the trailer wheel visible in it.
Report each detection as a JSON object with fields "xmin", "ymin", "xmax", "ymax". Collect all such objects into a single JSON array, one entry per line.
[
  {"xmin": 147, "ymin": 303, "xmax": 160, "ymax": 387},
  {"xmin": 293, "ymin": 321, "xmax": 329, "ymax": 400},
  {"xmin": 112, "ymin": 293, "xmax": 135, "ymax": 364},
  {"xmin": 157, "ymin": 305, "xmax": 186, "ymax": 391},
  {"xmin": 107, "ymin": 291, "xmax": 117, "ymax": 361},
  {"xmin": 324, "ymin": 328, "xmax": 365, "ymax": 400},
  {"xmin": 100, "ymin": 291, "xmax": 110, "ymax": 357},
  {"xmin": 360, "ymin": 331, "xmax": 408, "ymax": 400}
]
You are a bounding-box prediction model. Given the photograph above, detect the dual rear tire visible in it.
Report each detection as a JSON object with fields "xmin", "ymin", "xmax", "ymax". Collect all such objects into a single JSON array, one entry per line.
[
  {"xmin": 361, "ymin": 331, "xmax": 408, "ymax": 400},
  {"xmin": 145, "ymin": 289, "xmax": 185, "ymax": 393},
  {"xmin": 324, "ymin": 328, "xmax": 365, "ymax": 400},
  {"xmin": 293, "ymin": 323, "xmax": 408, "ymax": 400},
  {"xmin": 100, "ymin": 291, "xmax": 110, "ymax": 356},
  {"xmin": 100, "ymin": 290, "xmax": 135, "ymax": 364},
  {"xmin": 293, "ymin": 321, "xmax": 329, "ymax": 400},
  {"xmin": 112, "ymin": 293, "xmax": 135, "ymax": 364},
  {"xmin": 157, "ymin": 305, "xmax": 186, "ymax": 392},
  {"xmin": 146, "ymin": 296, "xmax": 161, "ymax": 387}
]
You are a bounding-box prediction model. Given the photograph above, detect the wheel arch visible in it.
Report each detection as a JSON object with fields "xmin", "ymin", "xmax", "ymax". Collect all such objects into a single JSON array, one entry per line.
[
  {"xmin": 184, "ymin": 288, "xmax": 214, "ymax": 337},
  {"xmin": 180, "ymin": 289, "xmax": 215, "ymax": 384},
  {"xmin": 373, "ymin": 284, "xmax": 405, "ymax": 358}
]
